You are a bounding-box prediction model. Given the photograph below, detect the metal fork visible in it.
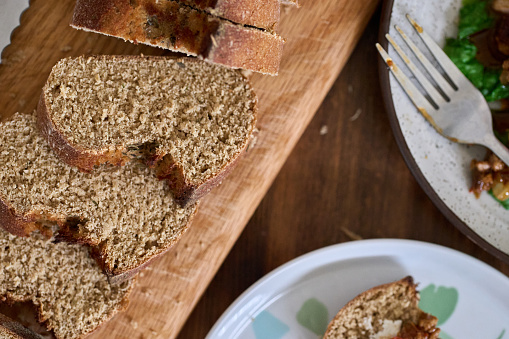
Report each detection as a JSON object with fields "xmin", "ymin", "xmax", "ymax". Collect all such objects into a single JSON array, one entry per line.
[{"xmin": 377, "ymin": 14, "xmax": 509, "ymax": 165}]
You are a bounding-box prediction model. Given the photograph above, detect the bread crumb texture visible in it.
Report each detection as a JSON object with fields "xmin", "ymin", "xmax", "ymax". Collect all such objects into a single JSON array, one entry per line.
[
  {"xmin": 44, "ymin": 56, "xmax": 256, "ymax": 185},
  {"xmin": 0, "ymin": 113, "xmax": 197, "ymax": 274},
  {"xmin": 0, "ymin": 229, "xmax": 132, "ymax": 339},
  {"xmin": 324, "ymin": 278, "xmax": 420, "ymax": 339}
]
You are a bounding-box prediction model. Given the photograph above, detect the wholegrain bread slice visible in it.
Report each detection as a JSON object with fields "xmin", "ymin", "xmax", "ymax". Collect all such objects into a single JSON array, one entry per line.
[
  {"xmin": 0, "ymin": 229, "xmax": 133, "ymax": 339},
  {"xmin": 71, "ymin": 0, "xmax": 284, "ymax": 75},
  {"xmin": 37, "ymin": 55, "xmax": 257, "ymax": 207},
  {"xmin": 0, "ymin": 314, "xmax": 43, "ymax": 339},
  {"xmin": 176, "ymin": 0, "xmax": 280, "ymax": 31},
  {"xmin": 323, "ymin": 277, "xmax": 440, "ymax": 339},
  {"xmin": 0, "ymin": 113, "xmax": 197, "ymax": 282}
]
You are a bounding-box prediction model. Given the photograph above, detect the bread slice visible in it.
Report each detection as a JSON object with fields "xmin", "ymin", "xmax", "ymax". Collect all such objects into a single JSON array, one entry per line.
[
  {"xmin": 0, "ymin": 229, "xmax": 133, "ymax": 339},
  {"xmin": 0, "ymin": 113, "xmax": 197, "ymax": 282},
  {"xmin": 37, "ymin": 55, "xmax": 257, "ymax": 207},
  {"xmin": 0, "ymin": 314, "xmax": 43, "ymax": 339},
  {"xmin": 176, "ymin": 0, "xmax": 280, "ymax": 31},
  {"xmin": 323, "ymin": 277, "xmax": 440, "ymax": 339},
  {"xmin": 71, "ymin": 0, "xmax": 284, "ymax": 75}
]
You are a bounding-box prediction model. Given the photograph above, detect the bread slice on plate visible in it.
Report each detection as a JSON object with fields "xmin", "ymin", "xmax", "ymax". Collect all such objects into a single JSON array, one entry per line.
[
  {"xmin": 323, "ymin": 276, "xmax": 440, "ymax": 339},
  {"xmin": 71, "ymin": 0, "xmax": 284, "ymax": 75},
  {"xmin": 0, "ymin": 313, "xmax": 43, "ymax": 339},
  {"xmin": 0, "ymin": 113, "xmax": 197, "ymax": 282},
  {"xmin": 175, "ymin": 0, "xmax": 280, "ymax": 31},
  {"xmin": 0, "ymin": 228, "xmax": 133, "ymax": 339},
  {"xmin": 37, "ymin": 55, "xmax": 257, "ymax": 207}
]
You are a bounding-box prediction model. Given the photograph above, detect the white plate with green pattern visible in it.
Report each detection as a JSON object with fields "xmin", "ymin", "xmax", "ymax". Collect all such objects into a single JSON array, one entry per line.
[{"xmin": 207, "ymin": 239, "xmax": 509, "ymax": 339}]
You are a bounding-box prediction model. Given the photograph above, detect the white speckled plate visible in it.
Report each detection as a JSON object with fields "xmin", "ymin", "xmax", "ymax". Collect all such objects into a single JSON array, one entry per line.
[
  {"xmin": 207, "ymin": 240, "xmax": 509, "ymax": 339},
  {"xmin": 379, "ymin": 0, "xmax": 509, "ymax": 262}
]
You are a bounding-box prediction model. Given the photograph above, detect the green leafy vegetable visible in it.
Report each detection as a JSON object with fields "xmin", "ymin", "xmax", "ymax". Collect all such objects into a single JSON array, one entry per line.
[
  {"xmin": 484, "ymin": 82, "xmax": 509, "ymax": 102},
  {"xmin": 443, "ymin": 0, "xmax": 509, "ymax": 102},
  {"xmin": 444, "ymin": 38, "xmax": 509, "ymax": 99},
  {"xmin": 458, "ymin": 2, "xmax": 494, "ymax": 39},
  {"xmin": 482, "ymin": 68, "xmax": 500, "ymax": 90},
  {"xmin": 444, "ymin": 38, "xmax": 483, "ymax": 87},
  {"xmin": 443, "ymin": 38, "xmax": 477, "ymax": 63}
]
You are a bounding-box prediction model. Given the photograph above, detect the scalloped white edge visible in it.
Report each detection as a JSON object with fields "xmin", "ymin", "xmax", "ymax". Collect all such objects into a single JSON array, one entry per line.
[{"xmin": 0, "ymin": 0, "xmax": 30, "ymax": 62}]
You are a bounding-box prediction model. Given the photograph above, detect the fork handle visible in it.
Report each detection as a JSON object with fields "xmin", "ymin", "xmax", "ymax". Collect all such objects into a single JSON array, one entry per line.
[{"xmin": 482, "ymin": 134, "xmax": 509, "ymax": 166}]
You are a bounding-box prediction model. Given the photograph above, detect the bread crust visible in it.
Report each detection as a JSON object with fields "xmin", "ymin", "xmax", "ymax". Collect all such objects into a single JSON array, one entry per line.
[
  {"xmin": 70, "ymin": 0, "xmax": 284, "ymax": 74},
  {"xmin": 156, "ymin": 136, "xmax": 249, "ymax": 206},
  {"xmin": 207, "ymin": 22, "xmax": 283, "ymax": 75},
  {"xmin": 36, "ymin": 55, "xmax": 258, "ymax": 207},
  {"xmin": 0, "ymin": 197, "xmax": 70, "ymax": 239},
  {"xmin": 0, "ymin": 314, "xmax": 44, "ymax": 339},
  {"xmin": 0, "ymin": 197, "xmax": 36, "ymax": 238},
  {"xmin": 0, "ymin": 278, "xmax": 135, "ymax": 339},
  {"xmin": 178, "ymin": 0, "xmax": 280, "ymax": 31},
  {"xmin": 37, "ymin": 93, "xmax": 130, "ymax": 172}
]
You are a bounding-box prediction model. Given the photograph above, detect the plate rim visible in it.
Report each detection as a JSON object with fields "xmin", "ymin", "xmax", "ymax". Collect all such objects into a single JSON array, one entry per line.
[
  {"xmin": 377, "ymin": 0, "xmax": 509, "ymax": 264},
  {"xmin": 206, "ymin": 238, "xmax": 509, "ymax": 338}
]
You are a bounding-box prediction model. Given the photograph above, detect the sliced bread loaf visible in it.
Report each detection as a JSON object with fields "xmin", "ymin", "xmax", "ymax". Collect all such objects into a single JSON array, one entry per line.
[
  {"xmin": 0, "ymin": 228, "xmax": 133, "ymax": 339},
  {"xmin": 71, "ymin": 0, "xmax": 284, "ymax": 75},
  {"xmin": 0, "ymin": 113, "xmax": 197, "ymax": 282},
  {"xmin": 323, "ymin": 277, "xmax": 440, "ymax": 339},
  {"xmin": 37, "ymin": 55, "xmax": 257, "ymax": 206},
  {"xmin": 0, "ymin": 314, "xmax": 43, "ymax": 339},
  {"xmin": 175, "ymin": 0, "xmax": 280, "ymax": 31}
]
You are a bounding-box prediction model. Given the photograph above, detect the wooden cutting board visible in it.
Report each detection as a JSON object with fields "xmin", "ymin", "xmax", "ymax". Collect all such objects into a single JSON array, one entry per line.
[{"xmin": 0, "ymin": 0, "xmax": 379, "ymax": 337}]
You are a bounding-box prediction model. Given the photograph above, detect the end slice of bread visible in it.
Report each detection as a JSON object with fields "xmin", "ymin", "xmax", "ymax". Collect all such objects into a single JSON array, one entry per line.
[
  {"xmin": 37, "ymin": 55, "xmax": 257, "ymax": 207},
  {"xmin": 0, "ymin": 113, "xmax": 197, "ymax": 282},
  {"xmin": 70, "ymin": 0, "xmax": 284, "ymax": 75},
  {"xmin": 323, "ymin": 276, "xmax": 440, "ymax": 339},
  {"xmin": 0, "ymin": 229, "xmax": 133, "ymax": 339}
]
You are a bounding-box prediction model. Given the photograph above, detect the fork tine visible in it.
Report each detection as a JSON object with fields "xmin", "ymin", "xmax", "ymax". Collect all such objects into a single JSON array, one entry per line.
[
  {"xmin": 376, "ymin": 43, "xmax": 440, "ymax": 132},
  {"xmin": 406, "ymin": 14, "xmax": 469, "ymax": 88},
  {"xmin": 386, "ymin": 33, "xmax": 447, "ymax": 107},
  {"xmin": 394, "ymin": 25, "xmax": 455, "ymax": 96}
]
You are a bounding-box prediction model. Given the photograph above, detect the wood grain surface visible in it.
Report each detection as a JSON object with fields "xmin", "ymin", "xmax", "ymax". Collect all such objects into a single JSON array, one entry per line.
[
  {"xmin": 178, "ymin": 9, "xmax": 509, "ymax": 338},
  {"xmin": 0, "ymin": 0, "xmax": 379, "ymax": 338}
]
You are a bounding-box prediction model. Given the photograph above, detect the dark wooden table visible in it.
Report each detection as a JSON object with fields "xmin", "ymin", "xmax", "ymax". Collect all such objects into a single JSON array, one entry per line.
[{"xmin": 178, "ymin": 7, "xmax": 509, "ymax": 338}]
